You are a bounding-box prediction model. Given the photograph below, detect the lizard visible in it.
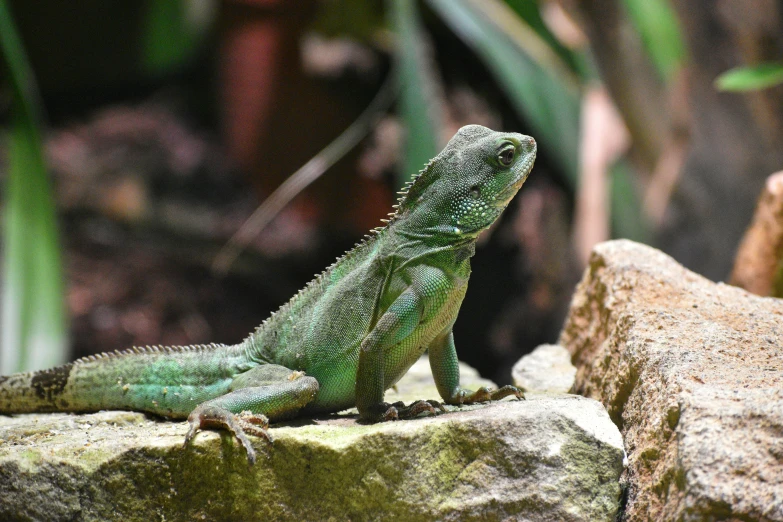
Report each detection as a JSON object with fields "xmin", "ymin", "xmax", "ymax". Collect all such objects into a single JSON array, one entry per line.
[{"xmin": 0, "ymin": 124, "xmax": 536, "ymax": 464}]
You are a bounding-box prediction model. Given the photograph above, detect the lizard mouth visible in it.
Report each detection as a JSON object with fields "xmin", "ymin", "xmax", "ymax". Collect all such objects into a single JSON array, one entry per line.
[{"xmin": 495, "ymin": 152, "xmax": 536, "ymax": 207}]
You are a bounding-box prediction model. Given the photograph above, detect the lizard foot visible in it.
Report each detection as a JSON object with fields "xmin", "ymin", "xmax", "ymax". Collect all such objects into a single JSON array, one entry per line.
[
  {"xmin": 453, "ymin": 385, "xmax": 525, "ymax": 405},
  {"xmin": 376, "ymin": 399, "xmax": 446, "ymax": 421},
  {"xmin": 184, "ymin": 405, "xmax": 271, "ymax": 465},
  {"xmin": 395, "ymin": 399, "xmax": 447, "ymax": 419}
]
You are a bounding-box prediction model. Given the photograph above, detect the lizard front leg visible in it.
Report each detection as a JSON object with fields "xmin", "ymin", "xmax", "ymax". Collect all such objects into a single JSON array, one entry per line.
[
  {"xmin": 356, "ymin": 289, "xmax": 442, "ymax": 422},
  {"xmin": 429, "ymin": 329, "xmax": 524, "ymax": 405}
]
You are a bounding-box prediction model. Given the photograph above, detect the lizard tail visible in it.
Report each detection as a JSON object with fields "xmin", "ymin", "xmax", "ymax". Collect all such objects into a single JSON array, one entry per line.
[
  {"xmin": 0, "ymin": 362, "xmax": 78, "ymax": 414},
  {"xmin": 0, "ymin": 343, "xmax": 246, "ymax": 417}
]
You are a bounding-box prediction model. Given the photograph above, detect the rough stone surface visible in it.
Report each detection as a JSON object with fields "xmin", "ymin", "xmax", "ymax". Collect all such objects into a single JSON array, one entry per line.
[
  {"xmin": 512, "ymin": 344, "xmax": 577, "ymax": 393},
  {"xmin": 560, "ymin": 240, "xmax": 783, "ymax": 522},
  {"xmin": 0, "ymin": 357, "xmax": 624, "ymax": 522},
  {"xmin": 730, "ymin": 170, "xmax": 783, "ymax": 297}
]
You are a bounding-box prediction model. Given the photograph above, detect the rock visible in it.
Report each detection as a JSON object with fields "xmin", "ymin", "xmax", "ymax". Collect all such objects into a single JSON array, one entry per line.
[
  {"xmin": 730, "ymin": 170, "xmax": 783, "ymax": 297},
  {"xmin": 512, "ymin": 344, "xmax": 576, "ymax": 393},
  {"xmin": 561, "ymin": 239, "xmax": 783, "ymax": 522},
  {"xmin": 0, "ymin": 357, "xmax": 625, "ymax": 522}
]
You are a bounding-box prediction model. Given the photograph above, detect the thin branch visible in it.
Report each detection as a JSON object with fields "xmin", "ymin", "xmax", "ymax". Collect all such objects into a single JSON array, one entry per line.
[{"xmin": 212, "ymin": 75, "xmax": 396, "ymax": 275}]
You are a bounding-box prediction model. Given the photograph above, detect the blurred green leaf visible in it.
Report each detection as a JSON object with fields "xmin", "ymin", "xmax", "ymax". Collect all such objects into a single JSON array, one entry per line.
[
  {"xmin": 428, "ymin": 0, "xmax": 579, "ymax": 183},
  {"xmin": 311, "ymin": 0, "xmax": 385, "ymax": 42},
  {"xmin": 0, "ymin": 0, "xmax": 68, "ymax": 372},
  {"xmin": 610, "ymin": 161, "xmax": 652, "ymax": 243},
  {"xmin": 142, "ymin": 0, "xmax": 213, "ymax": 74},
  {"xmin": 428, "ymin": 0, "xmax": 649, "ymax": 241},
  {"xmin": 503, "ymin": 0, "xmax": 581, "ymax": 73},
  {"xmin": 621, "ymin": 0, "xmax": 685, "ymax": 81},
  {"xmin": 715, "ymin": 63, "xmax": 783, "ymax": 92},
  {"xmin": 389, "ymin": 0, "xmax": 443, "ymax": 187}
]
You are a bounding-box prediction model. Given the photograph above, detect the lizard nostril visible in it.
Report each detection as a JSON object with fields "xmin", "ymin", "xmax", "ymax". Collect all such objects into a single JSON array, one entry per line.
[{"xmin": 519, "ymin": 136, "xmax": 536, "ymax": 154}]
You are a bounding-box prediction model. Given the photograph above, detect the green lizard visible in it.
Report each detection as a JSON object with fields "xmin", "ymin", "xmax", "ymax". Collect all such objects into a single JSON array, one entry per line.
[{"xmin": 0, "ymin": 125, "xmax": 536, "ymax": 464}]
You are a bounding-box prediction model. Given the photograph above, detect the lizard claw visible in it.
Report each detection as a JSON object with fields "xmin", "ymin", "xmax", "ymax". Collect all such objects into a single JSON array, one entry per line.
[
  {"xmin": 184, "ymin": 405, "xmax": 272, "ymax": 465},
  {"xmin": 470, "ymin": 386, "xmax": 493, "ymax": 403},
  {"xmin": 385, "ymin": 400, "xmax": 445, "ymax": 420},
  {"xmin": 381, "ymin": 404, "xmax": 399, "ymax": 421},
  {"xmin": 491, "ymin": 385, "xmax": 526, "ymax": 401},
  {"xmin": 366, "ymin": 399, "xmax": 446, "ymax": 423},
  {"xmin": 450, "ymin": 385, "xmax": 525, "ymax": 405}
]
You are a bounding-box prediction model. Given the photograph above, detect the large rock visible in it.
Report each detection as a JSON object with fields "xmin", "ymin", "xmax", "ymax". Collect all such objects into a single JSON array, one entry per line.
[
  {"xmin": 561, "ymin": 240, "xmax": 783, "ymax": 521},
  {"xmin": 730, "ymin": 170, "xmax": 783, "ymax": 297},
  {"xmin": 512, "ymin": 344, "xmax": 577, "ymax": 393},
  {"xmin": 0, "ymin": 358, "xmax": 625, "ymax": 522}
]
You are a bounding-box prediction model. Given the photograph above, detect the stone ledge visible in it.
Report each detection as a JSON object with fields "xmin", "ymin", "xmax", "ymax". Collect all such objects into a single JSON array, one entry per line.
[{"xmin": 0, "ymin": 359, "xmax": 624, "ymax": 522}]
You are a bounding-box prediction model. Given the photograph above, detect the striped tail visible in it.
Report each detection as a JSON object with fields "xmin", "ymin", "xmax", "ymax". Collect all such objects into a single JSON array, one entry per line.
[
  {"xmin": 0, "ymin": 362, "xmax": 79, "ymax": 414},
  {"xmin": 0, "ymin": 343, "xmax": 244, "ymax": 418}
]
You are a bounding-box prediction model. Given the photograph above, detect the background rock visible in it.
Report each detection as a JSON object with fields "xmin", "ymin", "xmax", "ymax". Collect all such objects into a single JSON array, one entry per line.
[
  {"xmin": 0, "ymin": 357, "xmax": 624, "ymax": 522},
  {"xmin": 561, "ymin": 240, "xmax": 783, "ymax": 521},
  {"xmin": 730, "ymin": 170, "xmax": 783, "ymax": 297},
  {"xmin": 512, "ymin": 344, "xmax": 577, "ymax": 393}
]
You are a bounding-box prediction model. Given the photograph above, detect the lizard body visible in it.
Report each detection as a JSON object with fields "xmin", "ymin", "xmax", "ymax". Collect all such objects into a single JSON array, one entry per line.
[{"xmin": 0, "ymin": 125, "xmax": 536, "ymax": 463}]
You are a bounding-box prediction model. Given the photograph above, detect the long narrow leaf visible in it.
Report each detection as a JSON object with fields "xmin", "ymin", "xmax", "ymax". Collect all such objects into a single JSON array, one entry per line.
[
  {"xmin": 610, "ymin": 161, "xmax": 651, "ymax": 243},
  {"xmin": 428, "ymin": 0, "xmax": 649, "ymax": 241},
  {"xmin": 389, "ymin": 0, "xmax": 443, "ymax": 187},
  {"xmin": 0, "ymin": 0, "xmax": 67, "ymax": 372},
  {"xmin": 715, "ymin": 63, "xmax": 783, "ymax": 92},
  {"xmin": 621, "ymin": 0, "xmax": 684, "ymax": 82},
  {"xmin": 428, "ymin": 0, "xmax": 580, "ymax": 184},
  {"xmin": 142, "ymin": 0, "xmax": 212, "ymax": 74}
]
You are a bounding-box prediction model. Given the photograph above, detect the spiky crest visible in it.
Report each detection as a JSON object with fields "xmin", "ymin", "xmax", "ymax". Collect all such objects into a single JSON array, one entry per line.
[
  {"xmin": 247, "ymin": 152, "xmax": 446, "ymax": 342},
  {"xmin": 71, "ymin": 342, "xmax": 231, "ymax": 366},
  {"xmin": 388, "ymin": 156, "xmax": 439, "ymax": 225},
  {"xmin": 249, "ymin": 228, "xmax": 385, "ymax": 339}
]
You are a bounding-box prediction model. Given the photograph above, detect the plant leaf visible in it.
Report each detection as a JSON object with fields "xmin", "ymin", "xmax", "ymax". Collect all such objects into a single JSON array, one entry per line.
[
  {"xmin": 428, "ymin": 0, "xmax": 650, "ymax": 241},
  {"xmin": 142, "ymin": 0, "xmax": 213, "ymax": 74},
  {"xmin": 610, "ymin": 161, "xmax": 652, "ymax": 243},
  {"xmin": 429, "ymin": 0, "xmax": 580, "ymax": 180},
  {"xmin": 389, "ymin": 0, "xmax": 443, "ymax": 188},
  {"xmin": 621, "ymin": 0, "xmax": 685, "ymax": 82},
  {"xmin": 0, "ymin": 0, "xmax": 68, "ymax": 372},
  {"xmin": 715, "ymin": 63, "xmax": 783, "ymax": 92}
]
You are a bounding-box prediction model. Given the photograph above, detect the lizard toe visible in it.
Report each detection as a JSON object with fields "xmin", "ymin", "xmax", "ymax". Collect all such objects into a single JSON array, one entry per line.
[
  {"xmin": 183, "ymin": 404, "xmax": 264, "ymax": 465},
  {"xmin": 397, "ymin": 400, "xmax": 437, "ymax": 419},
  {"xmin": 237, "ymin": 412, "xmax": 273, "ymax": 443},
  {"xmin": 489, "ymin": 385, "xmax": 525, "ymax": 401},
  {"xmin": 381, "ymin": 405, "xmax": 399, "ymax": 421}
]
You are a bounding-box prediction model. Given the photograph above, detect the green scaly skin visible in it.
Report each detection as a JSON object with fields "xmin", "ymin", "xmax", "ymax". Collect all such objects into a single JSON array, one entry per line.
[{"xmin": 0, "ymin": 125, "xmax": 536, "ymax": 464}]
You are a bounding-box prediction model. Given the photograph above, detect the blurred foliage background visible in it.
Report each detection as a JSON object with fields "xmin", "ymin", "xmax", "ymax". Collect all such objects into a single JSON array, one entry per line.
[{"xmin": 1, "ymin": 0, "xmax": 782, "ymax": 382}]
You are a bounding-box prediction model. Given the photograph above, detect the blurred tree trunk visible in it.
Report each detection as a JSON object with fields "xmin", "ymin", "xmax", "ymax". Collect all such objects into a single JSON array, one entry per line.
[
  {"xmin": 566, "ymin": 0, "xmax": 668, "ymax": 172},
  {"xmin": 570, "ymin": 0, "xmax": 783, "ymax": 280},
  {"xmin": 661, "ymin": 0, "xmax": 783, "ymax": 280}
]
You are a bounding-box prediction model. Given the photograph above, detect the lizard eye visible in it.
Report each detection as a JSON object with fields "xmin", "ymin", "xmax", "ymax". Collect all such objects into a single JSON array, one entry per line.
[
  {"xmin": 469, "ymin": 186, "xmax": 481, "ymax": 199},
  {"xmin": 497, "ymin": 144, "xmax": 516, "ymax": 167}
]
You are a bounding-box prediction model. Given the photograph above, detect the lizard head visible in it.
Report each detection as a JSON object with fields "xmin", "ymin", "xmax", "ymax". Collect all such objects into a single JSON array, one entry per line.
[{"xmin": 396, "ymin": 125, "xmax": 536, "ymax": 239}]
